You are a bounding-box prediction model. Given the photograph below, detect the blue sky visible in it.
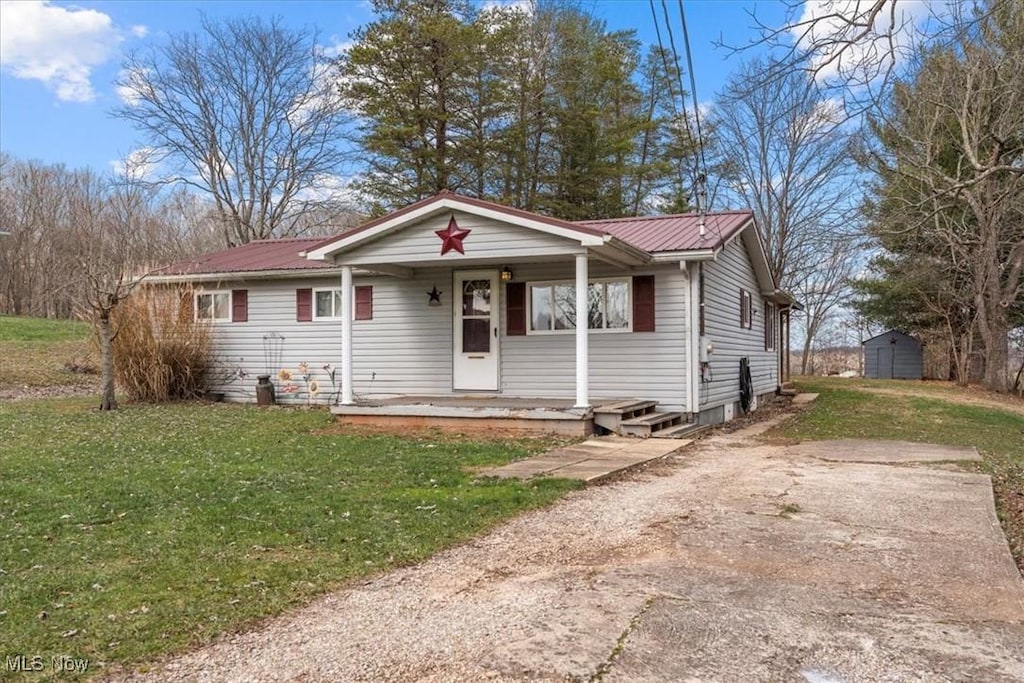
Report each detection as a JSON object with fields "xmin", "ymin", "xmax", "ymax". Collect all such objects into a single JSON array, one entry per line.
[{"xmin": 0, "ymin": 0, "xmax": 789, "ymax": 175}]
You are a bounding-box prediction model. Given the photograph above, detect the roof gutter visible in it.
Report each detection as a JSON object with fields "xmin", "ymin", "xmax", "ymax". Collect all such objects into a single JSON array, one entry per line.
[
  {"xmin": 145, "ymin": 267, "xmax": 350, "ymax": 284},
  {"xmin": 650, "ymin": 248, "xmax": 718, "ymax": 263}
]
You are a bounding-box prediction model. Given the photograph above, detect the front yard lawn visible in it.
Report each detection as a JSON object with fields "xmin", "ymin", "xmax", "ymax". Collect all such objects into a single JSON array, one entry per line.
[
  {"xmin": 0, "ymin": 399, "xmax": 578, "ymax": 680},
  {"xmin": 772, "ymin": 377, "xmax": 1024, "ymax": 574}
]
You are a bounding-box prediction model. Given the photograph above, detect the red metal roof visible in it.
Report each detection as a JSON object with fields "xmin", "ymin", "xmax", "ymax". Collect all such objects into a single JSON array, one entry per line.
[
  {"xmin": 154, "ymin": 237, "xmax": 337, "ymax": 276},
  {"xmin": 154, "ymin": 198, "xmax": 756, "ymax": 277},
  {"xmin": 575, "ymin": 210, "xmax": 753, "ymax": 252}
]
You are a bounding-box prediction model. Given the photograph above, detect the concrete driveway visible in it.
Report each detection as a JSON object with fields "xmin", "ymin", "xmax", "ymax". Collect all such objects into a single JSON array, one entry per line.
[{"xmin": 116, "ymin": 422, "xmax": 1024, "ymax": 682}]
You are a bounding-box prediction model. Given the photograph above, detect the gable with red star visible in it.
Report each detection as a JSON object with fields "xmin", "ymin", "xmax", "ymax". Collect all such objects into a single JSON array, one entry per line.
[{"xmin": 435, "ymin": 216, "xmax": 471, "ymax": 255}]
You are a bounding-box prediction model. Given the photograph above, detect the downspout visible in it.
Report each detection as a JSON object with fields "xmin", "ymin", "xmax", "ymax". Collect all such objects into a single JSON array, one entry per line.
[{"xmin": 684, "ymin": 261, "xmax": 701, "ymax": 417}]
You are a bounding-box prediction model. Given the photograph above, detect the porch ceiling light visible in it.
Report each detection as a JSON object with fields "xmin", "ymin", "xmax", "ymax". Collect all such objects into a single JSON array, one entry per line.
[{"xmin": 500, "ymin": 266, "xmax": 513, "ymax": 282}]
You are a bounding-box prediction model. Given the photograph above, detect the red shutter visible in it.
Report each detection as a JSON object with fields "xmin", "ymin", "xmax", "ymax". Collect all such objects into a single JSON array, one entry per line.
[
  {"xmin": 231, "ymin": 289, "xmax": 248, "ymax": 323},
  {"xmin": 632, "ymin": 275, "xmax": 656, "ymax": 332},
  {"xmin": 506, "ymin": 282, "xmax": 526, "ymax": 336},
  {"xmin": 354, "ymin": 286, "xmax": 373, "ymax": 320},
  {"xmin": 296, "ymin": 288, "xmax": 312, "ymax": 322}
]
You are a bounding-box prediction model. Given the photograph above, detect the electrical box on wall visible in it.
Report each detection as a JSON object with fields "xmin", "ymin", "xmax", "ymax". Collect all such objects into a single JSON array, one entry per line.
[
  {"xmin": 699, "ymin": 336, "xmax": 714, "ymax": 363},
  {"xmin": 723, "ymin": 403, "xmax": 735, "ymax": 421}
]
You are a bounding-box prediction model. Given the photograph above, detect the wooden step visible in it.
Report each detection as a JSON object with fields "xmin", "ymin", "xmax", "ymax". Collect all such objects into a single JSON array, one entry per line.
[
  {"xmin": 652, "ymin": 423, "xmax": 710, "ymax": 439},
  {"xmin": 593, "ymin": 400, "xmax": 657, "ymax": 433},
  {"xmin": 619, "ymin": 411, "xmax": 685, "ymax": 438}
]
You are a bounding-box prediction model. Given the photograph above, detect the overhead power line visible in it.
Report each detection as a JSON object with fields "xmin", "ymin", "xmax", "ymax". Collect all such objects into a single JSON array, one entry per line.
[{"xmin": 650, "ymin": 0, "xmax": 714, "ymax": 238}]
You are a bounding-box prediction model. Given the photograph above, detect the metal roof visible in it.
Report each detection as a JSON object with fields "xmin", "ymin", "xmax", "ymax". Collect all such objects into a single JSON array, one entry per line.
[
  {"xmin": 154, "ymin": 237, "xmax": 337, "ymax": 276},
  {"xmin": 153, "ymin": 200, "xmax": 757, "ymax": 277},
  {"xmin": 576, "ymin": 211, "xmax": 753, "ymax": 253}
]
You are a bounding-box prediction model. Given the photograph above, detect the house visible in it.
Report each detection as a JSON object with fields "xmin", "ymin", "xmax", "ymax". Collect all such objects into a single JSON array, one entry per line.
[
  {"xmin": 863, "ymin": 330, "xmax": 923, "ymax": 380},
  {"xmin": 150, "ymin": 192, "xmax": 797, "ymax": 435}
]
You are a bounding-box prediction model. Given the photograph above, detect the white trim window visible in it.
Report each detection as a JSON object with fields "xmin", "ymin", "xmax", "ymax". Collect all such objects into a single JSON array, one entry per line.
[
  {"xmin": 313, "ymin": 288, "xmax": 343, "ymax": 320},
  {"xmin": 195, "ymin": 290, "xmax": 231, "ymax": 322},
  {"xmin": 528, "ymin": 278, "xmax": 630, "ymax": 334}
]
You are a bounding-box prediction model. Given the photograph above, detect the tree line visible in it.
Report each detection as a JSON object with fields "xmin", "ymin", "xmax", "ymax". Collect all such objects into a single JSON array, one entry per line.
[{"xmin": 2, "ymin": 0, "xmax": 1019, "ymax": 392}]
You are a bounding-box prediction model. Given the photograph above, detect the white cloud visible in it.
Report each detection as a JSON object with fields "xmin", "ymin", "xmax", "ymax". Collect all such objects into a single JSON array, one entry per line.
[
  {"xmin": 116, "ymin": 66, "xmax": 149, "ymax": 106},
  {"xmin": 110, "ymin": 147, "xmax": 160, "ymax": 181},
  {"xmin": 790, "ymin": 0, "xmax": 932, "ymax": 82},
  {"xmin": 131, "ymin": 25, "xmax": 148, "ymax": 39},
  {"xmin": 294, "ymin": 173, "xmax": 360, "ymax": 206},
  {"xmin": 319, "ymin": 39, "xmax": 353, "ymax": 60},
  {"xmin": 0, "ymin": 1, "xmax": 146, "ymax": 102}
]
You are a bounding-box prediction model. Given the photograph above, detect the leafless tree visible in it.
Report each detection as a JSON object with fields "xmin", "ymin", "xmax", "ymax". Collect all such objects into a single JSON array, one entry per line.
[
  {"xmin": 74, "ymin": 178, "xmax": 167, "ymax": 410},
  {"xmin": 712, "ymin": 58, "xmax": 862, "ymax": 372},
  {"xmin": 115, "ymin": 15, "xmax": 354, "ymax": 247},
  {"xmin": 864, "ymin": 3, "xmax": 1024, "ymax": 391}
]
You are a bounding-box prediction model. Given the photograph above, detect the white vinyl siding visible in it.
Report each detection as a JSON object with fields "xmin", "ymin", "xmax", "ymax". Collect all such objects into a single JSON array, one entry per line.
[
  {"xmin": 204, "ymin": 273, "xmax": 454, "ymax": 403},
  {"xmin": 338, "ymin": 210, "xmax": 582, "ymax": 266},
  {"xmin": 502, "ymin": 263, "xmax": 688, "ymax": 411},
  {"xmin": 699, "ymin": 237, "xmax": 779, "ymax": 410}
]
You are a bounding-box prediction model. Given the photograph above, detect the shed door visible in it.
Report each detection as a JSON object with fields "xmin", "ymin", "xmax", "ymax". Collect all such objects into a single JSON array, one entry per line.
[
  {"xmin": 453, "ymin": 270, "xmax": 499, "ymax": 391},
  {"xmin": 877, "ymin": 347, "xmax": 894, "ymax": 379}
]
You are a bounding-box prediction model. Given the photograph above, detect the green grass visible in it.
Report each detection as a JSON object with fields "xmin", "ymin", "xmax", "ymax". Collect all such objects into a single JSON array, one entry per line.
[
  {"xmin": 0, "ymin": 400, "xmax": 579, "ymax": 680},
  {"xmin": 0, "ymin": 315, "xmax": 96, "ymax": 389},
  {"xmin": 0, "ymin": 315, "xmax": 91, "ymax": 343},
  {"xmin": 773, "ymin": 376, "xmax": 1024, "ymax": 572}
]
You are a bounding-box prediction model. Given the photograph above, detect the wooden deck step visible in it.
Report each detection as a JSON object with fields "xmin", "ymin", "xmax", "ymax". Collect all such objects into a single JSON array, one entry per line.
[
  {"xmin": 652, "ymin": 423, "xmax": 710, "ymax": 440},
  {"xmin": 619, "ymin": 411, "xmax": 685, "ymax": 438},
  {"xmin": 593, "ymin": 400, "xmax": 657, "ymax": 433}
]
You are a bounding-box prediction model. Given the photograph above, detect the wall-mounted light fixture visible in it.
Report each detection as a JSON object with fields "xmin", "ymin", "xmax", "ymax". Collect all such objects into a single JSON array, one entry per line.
[{"xmin": 500, "ymin": 266, "xmax": 514, "ymax": 282}]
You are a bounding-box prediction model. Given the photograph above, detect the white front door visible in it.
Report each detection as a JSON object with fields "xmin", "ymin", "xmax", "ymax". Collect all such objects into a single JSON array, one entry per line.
[{"xmin": 453, "ymin": 270, "xmax": 499, "ymax": 391}]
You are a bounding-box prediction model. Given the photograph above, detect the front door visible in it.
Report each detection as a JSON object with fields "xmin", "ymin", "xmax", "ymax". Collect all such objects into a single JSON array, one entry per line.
[{"xmin": 453, "ymin": 270, "xmax": 499, "ymax": 391}]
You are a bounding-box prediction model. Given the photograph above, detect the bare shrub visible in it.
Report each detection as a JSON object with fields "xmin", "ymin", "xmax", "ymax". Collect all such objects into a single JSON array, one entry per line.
[{"xmin": 110, "ymin": 286, "xmax": 214, "ymax": 401}]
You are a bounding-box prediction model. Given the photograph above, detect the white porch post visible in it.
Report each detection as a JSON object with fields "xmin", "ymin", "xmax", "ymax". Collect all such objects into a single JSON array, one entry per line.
[
  {"xmin": 340, "ymin": 265, "xmax": 354, "ymax": 405},
  {"xmin": 574, "ymin": 252, "xmax": 589, "ymax": 408}
]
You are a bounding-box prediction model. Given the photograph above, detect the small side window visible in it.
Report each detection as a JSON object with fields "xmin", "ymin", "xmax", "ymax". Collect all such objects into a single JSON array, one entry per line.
[{"xmin": 196, "ymin": 291, "xmax": 231, "ymax": 323}]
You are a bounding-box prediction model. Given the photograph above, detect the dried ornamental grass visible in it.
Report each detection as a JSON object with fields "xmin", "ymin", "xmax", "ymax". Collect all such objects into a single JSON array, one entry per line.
[{"xmin": 109, "ymin": 286, "xmax": 214, "ymax": 401}]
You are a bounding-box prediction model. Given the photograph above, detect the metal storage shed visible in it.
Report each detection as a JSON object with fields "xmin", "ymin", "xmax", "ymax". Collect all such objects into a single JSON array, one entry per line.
[{"xmin": 862, "ymin": 330, "xmax": 923, "ymax": 380}]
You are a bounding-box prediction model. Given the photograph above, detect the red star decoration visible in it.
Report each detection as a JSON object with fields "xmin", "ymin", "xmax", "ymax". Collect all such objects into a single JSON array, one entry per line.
[{"xmin": 435, "ymin": 216, "xmax": 471, "ymax": 255}]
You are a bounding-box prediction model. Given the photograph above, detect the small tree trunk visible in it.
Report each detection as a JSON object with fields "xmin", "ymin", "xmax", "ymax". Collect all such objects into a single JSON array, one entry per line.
[{"xmin": 98, "ymin": 310, "xmax": 117, "ymax": 411}]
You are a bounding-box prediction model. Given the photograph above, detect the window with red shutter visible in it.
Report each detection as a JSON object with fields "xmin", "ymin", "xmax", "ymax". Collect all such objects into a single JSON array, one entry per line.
[
  {"xmin": 231, "ymin": 289, "xmax": 248, "ymax": 323},
  {"xmin": 354, "ymin": 286, "xmax": 373, "ymax": 320},
  {"xmin": 506, "ymin": 282, "xmax": 526, "ymax": 335},
  {"xmin": 632, "ymin": 275, "xmax": 656, "ymax": 332},
  {"xmin": 296, "ymin": 288, "xmax": 313, "ymax": 322}
]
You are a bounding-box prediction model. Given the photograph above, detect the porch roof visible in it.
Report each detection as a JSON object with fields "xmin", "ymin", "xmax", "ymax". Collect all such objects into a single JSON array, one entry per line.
[{"xmin": 577, "ymin": 211, "xmax": 753, "ymax": 253}]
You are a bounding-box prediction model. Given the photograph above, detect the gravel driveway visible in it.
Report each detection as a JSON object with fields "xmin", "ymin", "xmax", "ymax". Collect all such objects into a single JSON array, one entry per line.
[{"xmin": 112, "ymin": 421, "xmax": 1024, "ymax": 682}]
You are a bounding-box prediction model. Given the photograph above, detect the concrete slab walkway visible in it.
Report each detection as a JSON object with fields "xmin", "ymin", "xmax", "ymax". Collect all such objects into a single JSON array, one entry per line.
[{"xmin": 479, "ymin": 436, "xmax": 688, "ymax": 483}]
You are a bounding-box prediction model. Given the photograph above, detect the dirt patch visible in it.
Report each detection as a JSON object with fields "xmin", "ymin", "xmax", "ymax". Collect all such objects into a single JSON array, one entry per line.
[{"xmin": 0, "ymin": 382, "xmax": 98, "ymax": 401}]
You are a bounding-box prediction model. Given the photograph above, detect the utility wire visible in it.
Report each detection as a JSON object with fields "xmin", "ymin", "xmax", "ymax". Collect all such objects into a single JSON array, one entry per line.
[
  {"xmin": 679, "ymin": 0, "xmax": 710, "ymax": 217},
  {"xmin": 648, "ymin": 0, "xmax": 690, "ymax": 210}
]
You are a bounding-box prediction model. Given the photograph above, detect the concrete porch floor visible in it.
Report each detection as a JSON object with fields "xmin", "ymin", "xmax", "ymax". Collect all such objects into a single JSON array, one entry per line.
[{"xmin": 330, "ymin": 396, "xmax": 632, "ymax": 436}]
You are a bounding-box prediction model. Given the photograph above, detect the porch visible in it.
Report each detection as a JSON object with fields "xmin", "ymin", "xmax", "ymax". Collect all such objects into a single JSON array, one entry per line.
[
  {"xmin": 331, "ymin": 396, "xmax": 595, "ymax": 436},
  {"xmin": 330, "ymin": 396, "xmax": 708, "ymax": 438}
]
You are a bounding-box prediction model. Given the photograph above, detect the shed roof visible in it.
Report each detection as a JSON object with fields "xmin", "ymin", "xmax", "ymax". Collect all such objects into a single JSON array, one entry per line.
[{"xmin": 861, "ymin": 329, "xmax": 921, "ymax": 345}]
